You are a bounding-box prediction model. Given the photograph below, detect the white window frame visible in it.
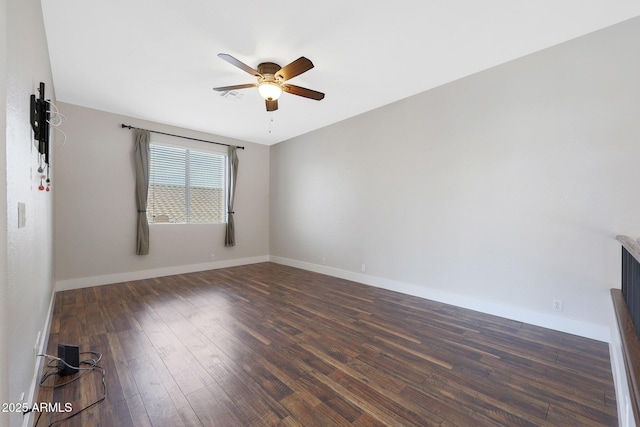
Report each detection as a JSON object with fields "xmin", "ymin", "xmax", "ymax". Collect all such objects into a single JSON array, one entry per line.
[{"xmin": 147, "ymin": 139, "xmax": 228, "ymax": 225}]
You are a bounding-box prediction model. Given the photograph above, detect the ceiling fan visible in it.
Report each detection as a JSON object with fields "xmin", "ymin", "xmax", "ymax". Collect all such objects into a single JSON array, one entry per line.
[{"xmin": 213, "ymin": 53, "xmax": 325, "ymax": 112}]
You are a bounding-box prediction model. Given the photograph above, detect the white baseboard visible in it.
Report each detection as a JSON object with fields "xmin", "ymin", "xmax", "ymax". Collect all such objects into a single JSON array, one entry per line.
[
  {"xmin": 57, "ymin": 254, "xmax": 612, "ymax": 341},
  {"xmin": 55, "ymin": 255, "xmax": 270, "ymax": 292},
  {"xmin": 269, "ymin": 255, "xmax": 611, "ymax": 343},
  {"xmin": 22, "ymin": 291, "xmax": 56, "ymax": 427}
]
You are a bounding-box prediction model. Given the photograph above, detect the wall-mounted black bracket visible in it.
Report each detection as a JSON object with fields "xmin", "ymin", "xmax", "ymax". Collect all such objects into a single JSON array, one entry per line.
[{"xmin": 30, "ymin": 82, "xmax": 50, "ymax": 165}]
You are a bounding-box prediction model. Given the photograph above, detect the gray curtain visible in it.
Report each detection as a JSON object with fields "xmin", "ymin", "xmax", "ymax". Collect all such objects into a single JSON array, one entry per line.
[
  {"xmin": 134, "ymin": 129, "xmax": 150, "ymax": 255},
  {"xmin": 225, "ymin": 145, "xmax": 238, "ymax": 247}
]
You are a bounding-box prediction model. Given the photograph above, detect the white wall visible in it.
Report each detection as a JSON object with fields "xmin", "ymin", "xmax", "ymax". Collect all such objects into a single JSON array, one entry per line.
[
  {"xmin": 270, "ymin": 17, "xmax": 640, "ymax": 337},
  {"xmin": 4, "ymin": 1, "xmax": 56, "ymax": 426},
  {"xmin": 54, "ymin": 103, "xmax": 270, "ymax": 289}
]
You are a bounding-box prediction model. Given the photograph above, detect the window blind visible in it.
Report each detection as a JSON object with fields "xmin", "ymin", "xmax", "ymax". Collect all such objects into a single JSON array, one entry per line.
[{"xmin": 148, "ymin": 144, "xmax": 227, "ymax": 224}]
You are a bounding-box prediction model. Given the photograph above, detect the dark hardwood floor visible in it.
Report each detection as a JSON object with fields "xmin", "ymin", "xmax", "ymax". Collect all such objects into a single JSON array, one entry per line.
[{"xmin": 35, "ymin": 262, "xmax": 617, "ymax": 426}]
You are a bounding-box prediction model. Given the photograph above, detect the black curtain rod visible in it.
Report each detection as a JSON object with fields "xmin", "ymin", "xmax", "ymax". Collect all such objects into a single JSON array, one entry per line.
[{"xmin": 121, "ymin": 124, "xmax": 245, "ymax": 150}]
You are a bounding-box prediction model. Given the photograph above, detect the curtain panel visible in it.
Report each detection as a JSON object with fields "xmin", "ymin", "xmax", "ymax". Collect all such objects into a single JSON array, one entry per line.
[
  {"xmin": 134, "ymin": 129, "xmax": 150, "ymax": 255},
  {"xmin": 225, "ymin": 145, "xmax": 238, "ymax": 247}
]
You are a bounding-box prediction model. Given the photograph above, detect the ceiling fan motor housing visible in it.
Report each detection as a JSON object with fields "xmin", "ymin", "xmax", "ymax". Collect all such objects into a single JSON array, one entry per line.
[{"xmin": 257, "ymin": 62, "xmax": 281, "ymax": 76}]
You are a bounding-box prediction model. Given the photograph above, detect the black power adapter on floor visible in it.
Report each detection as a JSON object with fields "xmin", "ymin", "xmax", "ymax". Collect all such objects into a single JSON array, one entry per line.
[{"xmin": 57, "ymin": 343, "xmax": 79, "ymax": 376}]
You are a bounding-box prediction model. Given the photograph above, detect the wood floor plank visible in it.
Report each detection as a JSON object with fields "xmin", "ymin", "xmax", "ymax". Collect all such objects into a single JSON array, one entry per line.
[
  {"xmin": 34, "ymin": 262, "xmax": 618, "ymax": 426},
  {"xmin": 185, "ymin": 383, "xmax": 243, "ymax": 427},
  {"xmin": 126, "ymin": 395, "xmax": 153, "ymax": 427}
]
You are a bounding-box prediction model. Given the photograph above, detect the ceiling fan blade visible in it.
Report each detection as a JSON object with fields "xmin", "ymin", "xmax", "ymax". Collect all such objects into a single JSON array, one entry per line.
[
  {"xmin": 266, "ymin": 99, "xmax": 278, "ymax": 112},
  {"xmin": 282, "ymin": 84, "xmax": 325, "ymax": 101},
  {"xmin": 213, "ymin": 83, "xmax": 257, "ymax": 92},
  {"xmin": 275, "ymin": 57, "xmax": 314, "ymax": 81},
  {"xmin": 218, "ymin": 53, "xmax": 261, "ymax": 77}
]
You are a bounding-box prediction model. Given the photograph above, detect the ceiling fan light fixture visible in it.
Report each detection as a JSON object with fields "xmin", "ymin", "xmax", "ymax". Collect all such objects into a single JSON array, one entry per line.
[
  {"xmin": 214, "ymin": 54, "xmax": 324, "ymax": 111},
  {"xmin": 257, "ymin": 80, "xmax": 282, "ymax": 101}
]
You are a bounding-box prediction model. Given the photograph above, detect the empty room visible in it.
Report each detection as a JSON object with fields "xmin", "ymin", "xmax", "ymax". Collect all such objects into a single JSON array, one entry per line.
[{"xmin": 3, "ymin": 1, "xmax": 640, "ymax": 426}]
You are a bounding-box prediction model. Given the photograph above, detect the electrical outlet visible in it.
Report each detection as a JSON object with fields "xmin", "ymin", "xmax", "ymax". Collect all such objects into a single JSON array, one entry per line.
[
  {"xmin": 34, "ymin": 331, "xmax": 41, "ymax": 358},
  {"xmin": 18, "ymin": 202, "xmax": 26, "ymax": 228},
  {"xmin": 210, "ymin": 254, "xmax": 215, "ymax": 261},
  {"xmin": 322, "ymin": 257, "xmax": 326, "ymax": 265},
  {"xmin": 361, "ymin": 263, "xmax": 366, "ymax": 273},
  {"xmin": 553, "ymin": 299, "xmax": 563, "ymax": 312}
]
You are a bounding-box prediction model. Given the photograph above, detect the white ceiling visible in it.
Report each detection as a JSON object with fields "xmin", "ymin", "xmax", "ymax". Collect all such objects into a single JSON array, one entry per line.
[{"xmin": 41, "ymin": 1, "xmax": 640, "ymax": 146}]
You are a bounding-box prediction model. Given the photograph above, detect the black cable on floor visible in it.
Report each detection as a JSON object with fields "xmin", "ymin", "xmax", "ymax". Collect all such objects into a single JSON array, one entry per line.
[{"xmin": 30, "ymin": 351, "xmax": 107, "ymax": 427}]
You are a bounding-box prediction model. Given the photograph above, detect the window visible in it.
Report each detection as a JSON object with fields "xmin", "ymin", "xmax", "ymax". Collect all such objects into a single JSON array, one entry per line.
[{"xmin": 148, "ymin": 143, "xmax": 227, "ymax": 224}]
